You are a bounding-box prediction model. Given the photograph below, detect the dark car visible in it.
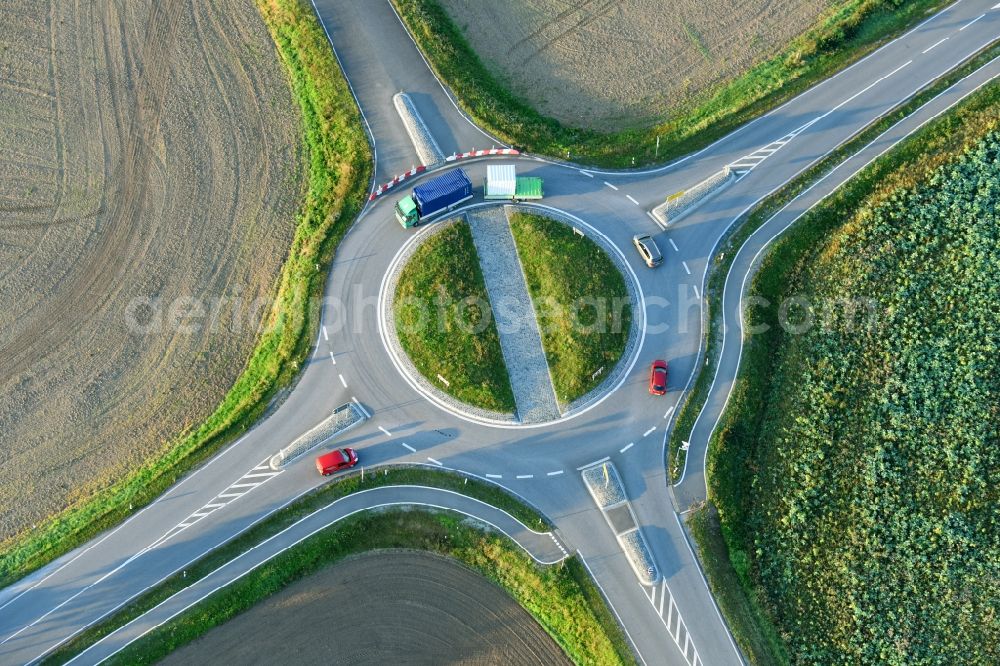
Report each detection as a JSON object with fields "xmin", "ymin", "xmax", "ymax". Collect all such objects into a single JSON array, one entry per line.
[
  {"xmin": 316, "ymin": 447, "xmax": 358, "ymax": 476},
  {"xmin": 632, "ymin": 234, "xmax": 663, "ymax": 268},
  {"xmin": 648, "ymin": 360, "xmax": 668, "ymax": 395}
]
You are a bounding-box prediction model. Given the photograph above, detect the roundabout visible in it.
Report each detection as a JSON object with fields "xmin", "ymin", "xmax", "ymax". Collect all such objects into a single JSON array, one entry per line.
[
  {"xmin": 377, "ymin": 201, "xmax": 646, "ymax": 429},
  {"xmin": 7, "ymin": 2, "xmax": 995, "ymax": 663}
]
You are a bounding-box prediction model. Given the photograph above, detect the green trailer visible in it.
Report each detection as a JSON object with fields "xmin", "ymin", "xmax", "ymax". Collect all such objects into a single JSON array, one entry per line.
[
  {"xmin": 484, "ymin": 164, "xmax": 543, "ymax": 201},
  {"xmin": 513, "ymin": 176, "xmax": 543, "ymax": 201}
]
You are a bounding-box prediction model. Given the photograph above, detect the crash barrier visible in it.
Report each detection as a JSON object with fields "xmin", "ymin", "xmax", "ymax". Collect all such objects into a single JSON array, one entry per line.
[
  {"xmin": 269, "ymin": 402, "xmax": 369, "ymax": 470},
  {"xmin": 393, "ymin": 92, "xmax": 445, "ymax": 168},
  {"xmin": 651, "ymin": 166, "xmax": 734, "ymax": 227},
  {"xmin": 370, "ymin": 165, "xmax": 427, "ymax": 201},
  {"xmin": 581, "ymin": 461, "xmax": 659, "ymax": 585},
  {"xmin": 369, "ymin": 148, "xmax": 521, "ymax": 201}
]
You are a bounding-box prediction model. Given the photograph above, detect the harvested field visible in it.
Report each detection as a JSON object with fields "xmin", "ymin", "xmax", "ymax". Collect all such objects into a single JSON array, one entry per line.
[
  {"xmin": 436, "ymin": 0, "xmax": 830, "ymax": 131},
  {"xmin": 160, "ymin": 550, "xmax": 572, "ymax": 666},
  {"xmin": 0, "ymin": 0, "xmax": 302, "ymax": 540}
]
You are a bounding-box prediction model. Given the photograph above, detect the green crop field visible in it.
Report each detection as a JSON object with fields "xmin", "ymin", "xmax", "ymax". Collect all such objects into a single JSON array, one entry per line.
[
  {"xmin": 394, "ymin": 220, "xmax": 516, "ymax": 412},
  {"xmin": 708, "ymin": 85, "xmax": 1000, "ymax": 664},
  {"xmin": 509, "ymin": 212, "xmax": 632, "ymax": 404}
]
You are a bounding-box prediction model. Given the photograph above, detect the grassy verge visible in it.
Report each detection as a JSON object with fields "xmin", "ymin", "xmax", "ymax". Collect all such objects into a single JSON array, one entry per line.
[
  {"xmin": 0, "ymin": 0, "xmax": 372, "ymax": 588},
  {"xmin": 508, "ymin": 212, "xmax": 631, "ymax": 403},
  {"xmin": 391, "ymin": 0, "xmax": 945, "ymax": 167},
  {"xmin": 666, "ymin": 41, "xmax": 1000, "ymax": 481},
  {"xmin": 106, "ymin": 512, "xmax": 634, "ymax": 666},
  {"xmin": 48, "ymin": 472, "xmax": 633, "ymax": 666},
  {"xmin": 687, "ymin": 505, "xmax": 787, "ymax": 666},
  {"xmin": 44, "ymin": 466, "xmax": 550, "ymax": 664},
  {"xmin": 394, "ymin": 220, "xmax": 515, "ymax": 412}
]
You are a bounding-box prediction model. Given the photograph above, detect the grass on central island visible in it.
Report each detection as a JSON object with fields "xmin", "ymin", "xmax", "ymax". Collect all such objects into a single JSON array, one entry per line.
[
  {"xmin": 509, "ymin": 212, "xmax": 631, "ymax": 404},
  {"xmin": 394, "ymin": 220, "xmax": 515, "ymax": 413}
]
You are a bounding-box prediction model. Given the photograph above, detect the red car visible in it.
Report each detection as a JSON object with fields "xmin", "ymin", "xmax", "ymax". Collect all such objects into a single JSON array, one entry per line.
[
  {"xmin": 648, "ymin": 360, "xmax": 668, "ymax": 395},
  {"xmin": 316, "ymin": 447, "xmax": 358, "ymax": 476}
]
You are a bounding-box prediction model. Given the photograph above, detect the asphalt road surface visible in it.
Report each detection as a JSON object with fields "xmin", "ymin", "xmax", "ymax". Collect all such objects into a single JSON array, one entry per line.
[{"xmin": 1, "ymin": 1, "xmax": 998, "ymax": 664}]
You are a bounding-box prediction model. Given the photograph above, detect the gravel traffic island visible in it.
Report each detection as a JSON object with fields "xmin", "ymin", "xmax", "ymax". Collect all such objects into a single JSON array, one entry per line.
[{"xmin": 465, "ymin": 207, "xmax": 560, "ymax": 424}]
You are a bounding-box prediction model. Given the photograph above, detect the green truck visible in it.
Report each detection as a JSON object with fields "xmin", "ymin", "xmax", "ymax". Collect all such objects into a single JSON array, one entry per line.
[{"xmin": 484, "ymin": 164, "xmax": 543, "ymax": 201}]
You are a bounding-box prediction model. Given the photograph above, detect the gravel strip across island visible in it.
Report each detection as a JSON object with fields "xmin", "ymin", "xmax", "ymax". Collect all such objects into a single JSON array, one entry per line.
[{"xmin": 466, "ymin": 207, "xmax": 561, "ymax": 424}]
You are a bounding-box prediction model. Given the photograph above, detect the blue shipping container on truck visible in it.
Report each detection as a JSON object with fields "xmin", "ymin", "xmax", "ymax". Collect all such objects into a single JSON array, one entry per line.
[{"xmin": 413, "ymin": 169, "xmax": 472, "ymax": 216}]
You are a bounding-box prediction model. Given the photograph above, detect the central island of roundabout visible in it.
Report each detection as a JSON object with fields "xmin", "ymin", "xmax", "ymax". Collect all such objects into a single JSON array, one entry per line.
[{"xmin": 379, "ymin": 204, "xmax": 644, "ymax": 427}]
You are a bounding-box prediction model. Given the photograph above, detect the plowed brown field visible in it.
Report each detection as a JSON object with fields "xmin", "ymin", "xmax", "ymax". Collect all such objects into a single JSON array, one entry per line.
[
  {"xmin": 161, "ymin": 550, "xmax": 572, "ymax": 666},
  {"xmin": 0, "ymin": 0, "xmax": 302, "ymax": 539},
  {"xmin": 439, "ymin": 0, "xmax": 831, "ymax": 130}
]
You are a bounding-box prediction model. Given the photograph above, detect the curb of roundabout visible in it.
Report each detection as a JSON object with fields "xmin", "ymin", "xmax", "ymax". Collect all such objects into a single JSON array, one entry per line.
[{"xmin": 377, "ymin": 201, "xmax": 648, "ymax": 430}]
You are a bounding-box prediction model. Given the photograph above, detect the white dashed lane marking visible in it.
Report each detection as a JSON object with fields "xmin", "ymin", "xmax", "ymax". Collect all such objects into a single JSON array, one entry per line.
[
  {"xmin": 643, "ymin": 426, "xmax": 657, "ymax": 437},
  {"xmin": 693, "ymin": 285, "xmax": 701, "ymax": 299},
  {"xmin": 668, "ymin": 238, "xmax": 679, "ymax": 252},
  {"xmin": 960, "ymin": 13, "xmax": 985, "ymax": 30},
  {"xmin": 578, "ymin": 169, "xmax": 594, "ymax": 178},
  {"xmin": 378, "ymin": 426, "xmax": 392, "ymax": 437},
  {"xmin": 603, "ymin": 181, "xmax": 619, "ymax": 191},
  {"xmin": 427, "ymin": 457, "xmax": 443, "ymax": 466},
  {"xmin": 401, "ymin": 442, "xmax": 416, "ymax": 453},
  {"xmin": 922, "ymin": 37, "xmax": 948, "ymax": 53},
  {"xmin": 547, "ymin": 470, "xmax": 564, "ymax": 476},
  {"xmin": 682, "ymin": 261, "xmax": 691, "ymax": 275},
  {"xmin": 620, "ymin": 442, "xmax": 635, "ymax": 453},
  {"xmin": 626, "ymin": 194, "xmax": 640, "ymax": 205},
  {"xmin": 322, "ymin": 325, "xmax": 328, "ymax": 341},
  {"xmin": 329, "ymin": 352, "xmax": 336, "ymax": 365},
  {"xmin": 485, "ymin": 473, "xmax": 503, "ymax": 479},
  {"xmin": 516, "ymin": 474, "xmax": 534, "ymax": 479},
  {"xmin": 664, "ymin": 405, "xmax": 675, "ymax": 419},
  {"xmin": 338, "ymin": 374, "xmax": 347, "ymax": 388}
]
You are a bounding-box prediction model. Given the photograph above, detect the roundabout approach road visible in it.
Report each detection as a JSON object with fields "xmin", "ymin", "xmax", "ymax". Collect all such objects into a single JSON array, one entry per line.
[{"xmin": 1, "ymin": 1, "xmax": 998, "ymax": 664}]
